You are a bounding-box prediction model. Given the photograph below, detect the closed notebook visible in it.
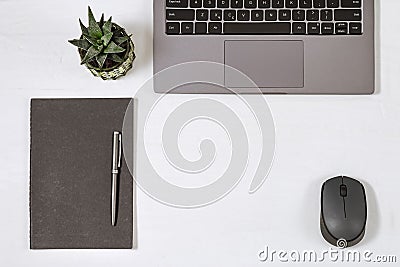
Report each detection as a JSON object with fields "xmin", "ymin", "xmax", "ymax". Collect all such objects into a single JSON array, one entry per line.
[{"xmin": 30, "ymin": 98, "xmax": 134, "ymax": 249}]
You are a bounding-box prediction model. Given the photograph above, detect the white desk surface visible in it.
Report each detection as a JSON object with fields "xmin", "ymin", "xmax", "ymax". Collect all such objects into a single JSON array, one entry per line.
[{"xmin": 1, "ymin": 0, "xmax": 399, "ymax": 266}]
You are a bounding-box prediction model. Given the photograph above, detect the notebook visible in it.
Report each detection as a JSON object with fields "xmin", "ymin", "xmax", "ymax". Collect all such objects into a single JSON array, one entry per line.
[{"xmin": 30, "ymin": 98, "xmax": 135, "ymax": 249}]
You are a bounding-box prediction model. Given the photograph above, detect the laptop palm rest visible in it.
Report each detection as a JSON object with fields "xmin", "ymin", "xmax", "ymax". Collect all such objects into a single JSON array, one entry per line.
[{"xmin": 224, "ymin": 40, "xmax": 304, "ymax": 89}]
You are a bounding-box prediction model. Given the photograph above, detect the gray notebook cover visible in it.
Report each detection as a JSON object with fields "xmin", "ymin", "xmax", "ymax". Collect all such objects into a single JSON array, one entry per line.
[{"xmin": 30, "ymin": 98, "xmax": 134, "ymax": 249}]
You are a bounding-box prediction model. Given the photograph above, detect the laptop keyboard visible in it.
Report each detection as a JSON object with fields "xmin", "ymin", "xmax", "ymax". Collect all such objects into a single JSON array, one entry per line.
[{"xmin": 165, "ymin": 0, "xmax": 363, "ymax": 35}]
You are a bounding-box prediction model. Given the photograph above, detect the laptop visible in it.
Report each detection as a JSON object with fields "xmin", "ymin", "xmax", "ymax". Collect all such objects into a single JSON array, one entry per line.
[{"xmin": 153, "ymin": 0, "xmax": 374, "ymax": 94}]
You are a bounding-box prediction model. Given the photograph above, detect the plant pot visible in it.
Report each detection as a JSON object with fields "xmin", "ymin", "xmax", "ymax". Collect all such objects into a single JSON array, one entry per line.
[{"xmin": 78, "ymin": 23, "xmax": 136, "ymax": 80}]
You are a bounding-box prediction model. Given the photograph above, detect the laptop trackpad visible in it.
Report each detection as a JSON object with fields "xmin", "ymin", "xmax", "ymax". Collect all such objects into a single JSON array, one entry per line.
[{"xmin": 224, "ymin": 40, "xmax": 304, "ymax": 88}]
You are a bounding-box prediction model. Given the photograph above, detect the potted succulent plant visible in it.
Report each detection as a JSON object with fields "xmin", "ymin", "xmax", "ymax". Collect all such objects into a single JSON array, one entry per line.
[{"xmin": 69, "ymin": 7, "xmax": 135, "ymax": 80}]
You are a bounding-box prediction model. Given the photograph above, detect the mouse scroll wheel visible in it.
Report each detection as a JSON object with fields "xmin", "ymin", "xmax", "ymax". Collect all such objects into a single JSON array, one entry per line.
[{"xmin": 340, "ymin": 185, "xmax": 348, "ymax": 197}]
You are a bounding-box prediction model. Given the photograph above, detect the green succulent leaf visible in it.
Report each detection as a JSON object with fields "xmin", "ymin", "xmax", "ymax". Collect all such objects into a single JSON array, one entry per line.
[
  {"xmin": 79, "ymin": 19, "xmax": 89, "ymax": 35},
  {"xmin": 68, "ymin": 39, "xmax": 91, "ymax": 50},
  {"xmin": 109, "ymin": 54, "xmax": 123, "ymax": 63},
  {"xmin": 99, "ymin": 13, "xmax": 105, "ymax": 28},
  {"xmin": 96, "ymin": 54, "xmax": 108, "ymax": 69},
  {"xmin": 87, "ymin": 6, "xmax": 103, "ymax": 38},
  {"xmin": 81, "ymin": 46, "xmax": 102, "ymax": 65},
  {"xmin": 102, "ymin": 17, "xmax": 113, "ymax": 35},
  {"xmin": 104, "ymin": 41, "xmax": 125, "ymax": 54},
  {"xmin": 101, "ymin": 32, "xmax": 113, "ymax": 46},
  {"xmin": 114, "ymin": 35, "xmax": 131, "ymax": 45}
]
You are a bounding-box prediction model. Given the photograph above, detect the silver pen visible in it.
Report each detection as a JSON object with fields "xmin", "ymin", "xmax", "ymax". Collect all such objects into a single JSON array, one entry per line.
[{"xmin": 111, "ymin": 131, "xmax": 122, "ymax": 226}]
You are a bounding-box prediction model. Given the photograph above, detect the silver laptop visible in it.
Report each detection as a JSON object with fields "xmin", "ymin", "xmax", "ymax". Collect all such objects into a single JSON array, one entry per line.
[{"xmin": 153, "ymin": 0, "xmax": 374, "ymax": 94}]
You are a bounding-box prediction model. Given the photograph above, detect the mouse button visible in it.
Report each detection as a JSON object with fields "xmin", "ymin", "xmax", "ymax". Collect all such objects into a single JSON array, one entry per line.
[
  {"xmin": 345, "ymin": 183, "xmax": 366, "ymax": 217},
  {"xmin": 321, "ymin": 178, "xmax": 345, "ymax": 225},
  {"xmin": 344, "ymin": 178, "xmax": 366, "ymax": 204},
  {"xmin": 322, "ymin": 177, "xmax": 342, "ymax": 203},
  {"xmin": 343, "ymin": 180, "xmax": 367, "ymax": 238},
  {"xmin": 324, "ymin": 176, "xmax": 342, "ymax": 188}
]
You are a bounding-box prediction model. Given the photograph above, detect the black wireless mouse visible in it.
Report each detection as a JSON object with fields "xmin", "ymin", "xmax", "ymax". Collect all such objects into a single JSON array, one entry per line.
[{"xmin": 320, "ymin": 176, "xmax": 367, "ymax": 248}]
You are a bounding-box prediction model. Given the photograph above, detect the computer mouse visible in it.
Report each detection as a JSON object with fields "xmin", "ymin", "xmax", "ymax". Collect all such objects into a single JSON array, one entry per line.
[{"xmin": 320, "ymin": 176, "xmax": 367, "ymax": 248}]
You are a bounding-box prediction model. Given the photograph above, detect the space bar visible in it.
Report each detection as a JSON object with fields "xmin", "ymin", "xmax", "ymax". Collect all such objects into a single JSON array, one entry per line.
[{"xmin": 224, "ymin": 23, "xmax": 291, "ymax": 35}]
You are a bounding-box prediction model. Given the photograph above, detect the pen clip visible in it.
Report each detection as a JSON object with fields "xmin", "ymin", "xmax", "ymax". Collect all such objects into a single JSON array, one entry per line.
[{"xmin": 118, "ymin": 133, "xmax": 122, "ymax": 168}]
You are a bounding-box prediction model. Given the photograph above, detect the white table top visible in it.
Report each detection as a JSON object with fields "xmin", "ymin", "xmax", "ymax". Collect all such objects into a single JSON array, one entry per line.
[{"xmin": 1, "ymin": 0, "xmax": 399, "ymax": 266}]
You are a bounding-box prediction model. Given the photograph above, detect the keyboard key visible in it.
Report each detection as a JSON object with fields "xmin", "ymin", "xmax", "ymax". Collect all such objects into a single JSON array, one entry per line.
[
  {"xmin": 327, "ymin": 0, "xmax": 339, "ymax": 7},
  {"xmin": 224, "ymin": 22, "xmax": 291, "ymax": 34},
  {"xmin": 321, "ymin": 22, "xmax": 334, "ymax": 34},
  {"xmin": 341, "ymin": 0, "xmax": 361, "ymax": 8},
  {"xmin": 335, "ymin": 22, "xmax": 348, "ymax": 34},
  {"xmin": 349, "ymin": 22, "xmax": 362, "ymax": 34},
  {"xmin": 167, "ymin": 0, "xmax": 189, "ymax": 8},
  {"xmin": 293, "ymin": 10, "xmax": 305, "ymax": 20},
  {"xmin": 204, "ymin": 0, "xmax": 216, "ymax": 7},
  {"xmin": 258, "ymin": 0, "xmax": 271, "ymax": 8},
  {"xmin": 190, "ymin": 0, "xmax": 202, "ymax": 7},
  {"xmin": 181, "ymin": 22, "xmax": 194, "ymax": 34},
  {"xmin": 209, "ymin": 22, "xmax": 222, "ymax": 34},
  {"xmin": 210, "ymin": 10, "xmax": 223, "ymax": 20},
  {"xmin": 252, "ymin": 10, "xmax": 264, "ymax": 20},
  {"xmin": 308, "ymin": 22, "xmax": 320, "ymax": 34},
  {"xmin": 321, "ymin": 9, "xmax": 333, "ymax": 21},
  {"xmin": 195, "ymin": 22, "xmax": 207, "ymax": 33},
  {"xmin": 217, "ymin": 0, "xmax": 230, "ymax": 7},
  {"xmin": 238, "ymin": 10, "xmax": 250, "ymax": 20},
  {"xmin": 286, "ymin": 0, "xmax": 298, "ymax": 8},
  {"xmin": 196, "ymin": 9, "xmax": 209, "ymax": 20},
  {"xmin": 265, "ymin": 10, "xmax": 278, "ymax": 20},
  {"xmin": 279, "ymin": 10, "xmax": 291, "ymax": 21},
  {"xmin": 167, "ymin": 9, "xmax": 195, "ymax": 21},
  {"xmin": 224, "ymin": 10, "xmax": 237, "ymax": 20},
  {"xmin": 166, "ymin": 22, "xmax": 180, "ymax": 34},
  {"xmin": 334, "ymin": 9, "xmax": 362, "ymax": 21},
  {"xmin": 231, "ymin": 0, "xmax": 244, "ymax": 8},
  {"xmin": 299, "ymin": 0, "xmax": 312, "ymax": 8},
  {"xmin": 245, "ymin": 0, "xmax": 257, "ymax": 8},
  {"xmin": 313, "ymin": 0, "xmax": 325, "ymax": 8},
  {"xmin": 292, "ymin": 22, "xmax": 306, "ymax": 34},
  {"xmin": 306, "ymin": 10, "xmax": 319, "ymax": 20},
  {"xmin": 272, "ymin": 0, "xmax": 284, "ymax": 8}
]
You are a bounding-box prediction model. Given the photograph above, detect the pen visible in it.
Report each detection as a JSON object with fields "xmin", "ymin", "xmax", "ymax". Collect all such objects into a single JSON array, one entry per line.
[{"xmin": 111, "ymin": 131, "xmax": 122, "ymax": 226}]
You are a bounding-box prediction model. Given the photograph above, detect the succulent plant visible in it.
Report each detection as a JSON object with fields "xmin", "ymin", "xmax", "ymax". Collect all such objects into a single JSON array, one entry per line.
[{"xmin": 68, "ymin": 6, "xmax": 132, "ymax": 69}]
